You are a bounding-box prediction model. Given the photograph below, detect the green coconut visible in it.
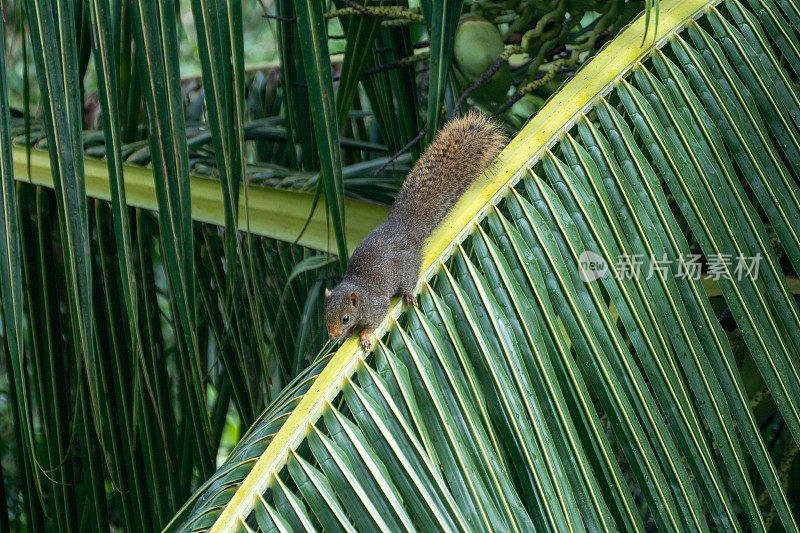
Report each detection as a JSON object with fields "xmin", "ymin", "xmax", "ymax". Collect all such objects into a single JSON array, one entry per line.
[
  {"xmin": 454, "ymin": 17, "xmax": 511, "ymax": 104},
  {"xmin": 504, "ymin": 93, "xmax": 545, "ymax": 129}
]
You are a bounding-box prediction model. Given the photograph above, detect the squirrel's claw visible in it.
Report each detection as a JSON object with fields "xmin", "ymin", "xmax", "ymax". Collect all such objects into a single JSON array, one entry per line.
[
  {"xmin": 359, "ymin": 329, "xmax": 374, "ymax": 351},
  {"xmin": 403, "ymin": 294, "xmax": 419, "ymax": 307}
]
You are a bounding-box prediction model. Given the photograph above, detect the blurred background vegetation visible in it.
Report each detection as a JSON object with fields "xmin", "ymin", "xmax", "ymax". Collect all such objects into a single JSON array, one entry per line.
[{"xmin": 0, "ymin": 0, "xmax": 660, "ymax": 530}]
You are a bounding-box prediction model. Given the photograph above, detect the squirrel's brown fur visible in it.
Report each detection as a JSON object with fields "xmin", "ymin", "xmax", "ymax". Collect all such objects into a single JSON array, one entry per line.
[{"xmin": 324, "ymin": 111, "xmax": 507, "ymax": 349}]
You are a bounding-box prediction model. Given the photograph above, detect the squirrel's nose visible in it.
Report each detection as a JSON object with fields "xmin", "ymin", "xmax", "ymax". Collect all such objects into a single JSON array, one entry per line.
[{"xmin": 328, "ymin": 333, "xmax": 337, "ymax": 340}]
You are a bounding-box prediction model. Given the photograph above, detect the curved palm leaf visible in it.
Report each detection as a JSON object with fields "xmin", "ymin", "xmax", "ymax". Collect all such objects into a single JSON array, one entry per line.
[{"xmin": 180, "ymin": 0, "xmax": 800, "ymax": 530}]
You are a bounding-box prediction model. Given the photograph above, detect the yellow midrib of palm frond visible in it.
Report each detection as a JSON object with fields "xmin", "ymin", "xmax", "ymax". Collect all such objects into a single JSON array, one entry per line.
[
  {"xmin": 209, "ymin": 0, "xmax": 720, "ymax": 529},
  {"xmin": 12, "ymin": 145, "xmax": 388, "ymax": 255}
]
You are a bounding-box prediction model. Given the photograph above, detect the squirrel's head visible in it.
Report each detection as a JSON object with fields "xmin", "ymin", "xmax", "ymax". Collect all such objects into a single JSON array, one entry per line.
[{"xmin": 323, "ymin": 282, "xmax": 362, "ymax": 341}]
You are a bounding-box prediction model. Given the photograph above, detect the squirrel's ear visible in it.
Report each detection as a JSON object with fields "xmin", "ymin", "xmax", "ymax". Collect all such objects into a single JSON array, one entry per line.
[
  {"xmin": 324, "ymin": 288, "xmax": 332, "ymax": 299},
  {"xmin": 349, "ymin": 292, "xmax": 360, "ymax": 308}
]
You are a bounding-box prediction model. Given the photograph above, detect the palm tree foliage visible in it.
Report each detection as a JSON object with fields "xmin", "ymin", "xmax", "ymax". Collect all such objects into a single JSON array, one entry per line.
[
  {"xmin": 176, "ymin": 0, "xmax": 800, "ymax": 531},
  {"xmin": 0, "ymin": 0, "xmax": 648, "ymax": 530}
]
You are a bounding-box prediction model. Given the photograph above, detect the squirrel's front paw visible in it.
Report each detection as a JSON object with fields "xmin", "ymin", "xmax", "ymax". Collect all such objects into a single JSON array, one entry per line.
[
  {"xmin": 359, "ymin": 329, "xmax": 374, "ymax": 351},
  {"xmin": 403, "ymin": 294, "xmax": 419, "ymax": 307}
]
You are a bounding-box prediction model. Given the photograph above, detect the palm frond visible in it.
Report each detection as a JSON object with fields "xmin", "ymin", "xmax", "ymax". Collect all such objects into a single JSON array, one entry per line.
[
  {"xmin": 0, "ymin": 8, "xmax": 39, "ymax": 530},
  {"xmin": 293, "ymin": 0, "xmax": 348, "ymax": 271},
  {"xmin": 133, "ymin": 0, "xmax": 214, "ymax": 476},
  {"xmin": 422, "ymin": 0, "xmax": 464, "ymax": 145},
  {"xmin": 196, "ymin": 0, "xmax": 800, "ymax": 530}
]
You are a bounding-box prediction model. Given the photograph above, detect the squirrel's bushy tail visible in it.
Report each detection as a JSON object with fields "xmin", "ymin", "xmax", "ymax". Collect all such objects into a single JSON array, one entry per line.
[{"xmin": 390, "ymin": 111, "xmax": 507, "ymax": 240}]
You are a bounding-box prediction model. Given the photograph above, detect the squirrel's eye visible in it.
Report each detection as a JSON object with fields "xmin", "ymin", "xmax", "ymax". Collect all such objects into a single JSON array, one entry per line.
[{"xmin": 342, "ymin": 315, "xmax": 350, "ymax": 324}]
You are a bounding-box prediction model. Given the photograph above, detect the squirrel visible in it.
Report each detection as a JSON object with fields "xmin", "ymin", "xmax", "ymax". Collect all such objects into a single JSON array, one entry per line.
[{"xmin": 324, "ymin": 111, "xmax": 507, "ymax": 350}]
